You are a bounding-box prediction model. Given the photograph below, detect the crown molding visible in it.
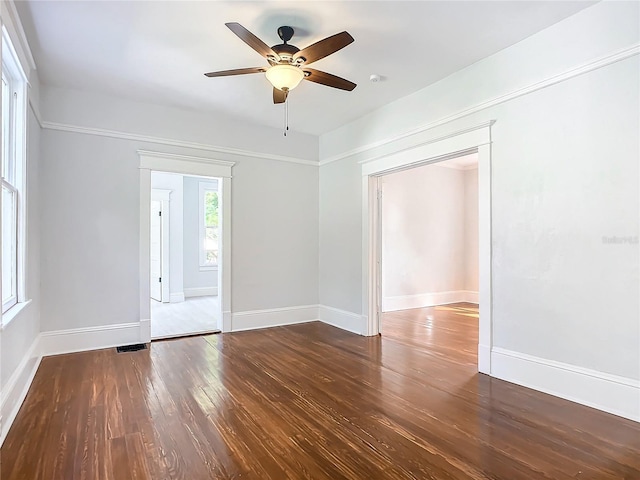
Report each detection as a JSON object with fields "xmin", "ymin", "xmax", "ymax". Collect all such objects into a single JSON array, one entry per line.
[
  {"xmin": 31, "ymin": 42, "xmax": 640, "ymax": 169},
  {"xmin": 3, "ymin": 1, "xmax": 37, "ymax": 72},
  {"xmin": 40, "ymin": 121, "xmax": 320, "ymax": 166},
  {"xmin": 319, "ymin": 43, "xmax": 640, "ymax": 166}
]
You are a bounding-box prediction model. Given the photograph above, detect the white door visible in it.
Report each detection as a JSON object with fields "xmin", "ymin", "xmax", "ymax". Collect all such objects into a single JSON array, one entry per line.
[{"xmin": 150, "ymin": 200, "xmax": 162, "ymax": 301}]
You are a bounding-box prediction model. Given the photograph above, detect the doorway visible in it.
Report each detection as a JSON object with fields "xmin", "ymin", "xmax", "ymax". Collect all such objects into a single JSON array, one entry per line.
[
  {"xmin": 378, "ymin": 153, "xmax": 479, "ymax": 365},
  {"xmin": 138, "ymin": 151, "xmax": 234, "ymax": 342},
  {"xmin": 149, "ymin": 172, "xmax": 222, "ymax": 339},
  {"xmin": 361, "ymin": 122, "xmax": 493, "ymax": 374}
]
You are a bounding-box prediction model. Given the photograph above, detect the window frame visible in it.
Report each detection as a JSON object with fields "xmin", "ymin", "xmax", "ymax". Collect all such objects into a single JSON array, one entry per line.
[
  {"xmin": 1, "ymin": 179, "xmax": 18, "ymax": 312},
  {"xmin": 198, "ymin": 180, "xmax": 219, "ymax": 271},
  {"xmin": 1, "ymin": 25, "xmax": 28, "ymax": 320}
]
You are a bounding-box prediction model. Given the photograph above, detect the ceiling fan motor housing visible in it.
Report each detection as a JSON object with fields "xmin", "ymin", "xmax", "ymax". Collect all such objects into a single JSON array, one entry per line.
[{"xmin": 272, "ymin": 43, "xmax": 300, "ymax": 58}]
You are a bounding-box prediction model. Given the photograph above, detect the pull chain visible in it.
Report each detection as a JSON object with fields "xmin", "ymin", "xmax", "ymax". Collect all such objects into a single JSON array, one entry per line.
[{"xmin": 283, "ymin": 96, "xmax": 289, "ymax": 137}]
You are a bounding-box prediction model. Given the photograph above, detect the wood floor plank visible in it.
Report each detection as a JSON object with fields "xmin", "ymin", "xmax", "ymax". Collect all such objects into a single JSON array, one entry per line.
[{"xmin": 1, "ymin": 303, "xmax": 639, "ymax": 479}]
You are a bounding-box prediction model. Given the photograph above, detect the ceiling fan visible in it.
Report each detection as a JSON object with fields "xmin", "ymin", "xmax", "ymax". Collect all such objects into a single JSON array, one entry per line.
[{"xmin": 205, "ymin": 23, "xmax": 356, "ymax": 104}]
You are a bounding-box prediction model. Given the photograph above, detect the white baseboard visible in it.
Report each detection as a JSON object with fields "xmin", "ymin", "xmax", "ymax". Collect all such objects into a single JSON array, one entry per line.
[
  {"xmin": 462, "ymin": 290, "xmax": 479, "ymax": 304},
  {"xmin": 184, "ymin": 287, "xmax": 218, "ymax": 298},
  {"xmin": 318, "ymin": 305, "xmax": 366, "ymax": 335},
  {"xmin": 383, "ymin": 290, "xmax": 479, "ymax": 311},
  {"xmin": 1, "ymin": 336, "xmax": 42, "ymax": 447},
  {"xmin": 491, "ymin": 347, "xmax": 640, "ymax": 422},
  {"xmin": 40, "ymin": 321, "xmax": 146, "ymax": 357},
  {"xmin": 169, "ymin": 292, "xmax": 185, "ymax": 303},
  {"xmin": 231, "ymin": 305, "xmax": 319, "ymax": 332}
]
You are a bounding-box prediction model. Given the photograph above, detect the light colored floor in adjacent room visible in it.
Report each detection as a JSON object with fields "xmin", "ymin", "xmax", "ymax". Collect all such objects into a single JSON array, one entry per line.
[{"xmin": 151, "ymin": 295, "xmax": 220, "ymax": 339}]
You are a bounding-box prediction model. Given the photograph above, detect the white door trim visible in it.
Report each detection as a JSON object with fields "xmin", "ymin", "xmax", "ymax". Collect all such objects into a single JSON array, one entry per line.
[
  {"xmin": 361, "ymin": 122, "xmax": 493, "ymax": 374},
  {"xmin": 139, "ymin": 151, "xmax": 234, "ymax": 340}
]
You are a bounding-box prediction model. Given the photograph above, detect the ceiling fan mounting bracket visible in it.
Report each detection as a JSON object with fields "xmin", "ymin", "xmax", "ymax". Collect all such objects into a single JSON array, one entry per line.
[{"xmin": 277, "ymin": 26, "xmax": 295, "ymax": 44}]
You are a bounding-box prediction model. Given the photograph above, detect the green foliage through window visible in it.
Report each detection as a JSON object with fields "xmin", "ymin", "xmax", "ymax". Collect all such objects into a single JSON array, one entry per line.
[
  {"xmin": 205, "ymin": 191, "xmax": 218, "ymax": 227},
  {"xmin": 203, "ymin": 190, "xmax": 219, "ymax": 266}
]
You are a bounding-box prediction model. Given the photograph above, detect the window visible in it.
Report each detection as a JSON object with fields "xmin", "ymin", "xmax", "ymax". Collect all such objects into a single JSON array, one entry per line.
[
  {"xmin": 1, "ymin": 28, "xmax": 27, "ymax": 316},
  {"xmin": 199, "ymin": 181, "xmax": 219, "ymax": 269}
]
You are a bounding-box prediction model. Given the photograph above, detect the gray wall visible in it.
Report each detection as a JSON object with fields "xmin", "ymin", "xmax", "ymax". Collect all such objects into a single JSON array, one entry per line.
[{"xmin": 39, "ymin": 90, "xmax": 319, "ymax": 332}]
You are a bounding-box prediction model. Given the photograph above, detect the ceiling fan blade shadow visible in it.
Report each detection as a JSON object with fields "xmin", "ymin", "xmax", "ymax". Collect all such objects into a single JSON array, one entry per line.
[
  {"xmin": 273, "ymin": 88, "xmax": 288, "ymax": 104},
  {"xmin": 303, "ymin": 68, "xmax": 356, "ymax": 91},
  {"xmin": 294, "ymin": 31, "xmax": 354, "ymax": 65},
  {"xmin": 204, "ymin": 67, "xmax": 266, "ymax": 77},
  {"xmin": 226, "ymin": 22, "xmax": 279, "ymax": 61}
]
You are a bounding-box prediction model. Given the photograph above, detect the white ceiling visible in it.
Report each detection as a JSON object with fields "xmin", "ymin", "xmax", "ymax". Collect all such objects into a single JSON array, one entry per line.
[{"xmin": 16, "ymin": 1, "xmax": 595, "ymax": 136}]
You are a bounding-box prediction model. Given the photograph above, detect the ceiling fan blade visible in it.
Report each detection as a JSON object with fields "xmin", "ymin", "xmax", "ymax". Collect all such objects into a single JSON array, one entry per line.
[
  {"xmin": 303, "ymin": 68, "xmax": 356, "ymax": 91},
  {"xmin": 204, "ymin": 67, "xmax": 266, "ymax": 77},
  {"xmin": 226, "ymin": 22, "xmax": 279, "ymax": 61},
  {"xmin": 294, "ymin": 31, "xmax": 354, "ymax": 65},
  {"xmin": 273, "ymin": 88, "xmax": 288, "ymax": 104}
]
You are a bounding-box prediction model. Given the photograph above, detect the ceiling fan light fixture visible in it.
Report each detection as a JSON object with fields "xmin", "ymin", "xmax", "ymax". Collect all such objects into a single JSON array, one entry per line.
[{"xmin": 265, "ymin": 64, "xmax": 304, "ymax": 92}]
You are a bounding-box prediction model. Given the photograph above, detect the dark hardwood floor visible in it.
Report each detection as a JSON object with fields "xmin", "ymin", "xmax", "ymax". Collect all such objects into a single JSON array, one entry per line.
[{"xmin": 1, "ymin": 303, "xmax": 639, "ymax": 479}]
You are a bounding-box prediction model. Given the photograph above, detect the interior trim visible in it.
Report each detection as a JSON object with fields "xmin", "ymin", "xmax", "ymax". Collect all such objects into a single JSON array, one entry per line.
[
  {"xmin": 492, "ymin": 347, "xmax": 640, "ymax": 422},
  {"xmin": 320, "ymin": 43, "xmax": 640, "ymax": 166},
  {"xmin": 41, "ymin": 121, "xmax": 319, "ymax": 166},
  {"xmin": 139, "ymin": 151, "xmax": 234, "ymax": 333},
  {"xmin": 0, "ymin": 336, "xmax": 41, "ymax": 447}
]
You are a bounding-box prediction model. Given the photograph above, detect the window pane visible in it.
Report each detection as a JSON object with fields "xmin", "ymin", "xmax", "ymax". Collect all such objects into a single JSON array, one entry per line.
[
  {"xmin": 202, "ymin": 189, "xmax": 219, "ymax": 266},
  {"xmin": 2, "ymin": 184, "xmax": 17, "ymax": 306},
  {"xmin": 204, "ymin": 226, "xmax": 218, "ymax": 266},
  {"xmin": 204, "ymin": 191, "xmax": 218, "ymax": 227},
  {"xmin": 206, "ymin": 250, "xmax": 218, "ymax": 265},
  {"xmin": 2, "ymin": 74, "xmax": 10, "ymax": 181}
]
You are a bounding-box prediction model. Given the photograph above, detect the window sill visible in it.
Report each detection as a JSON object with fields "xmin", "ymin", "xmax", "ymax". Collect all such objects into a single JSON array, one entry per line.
[
  {"xmin": 199, "ymin": 266, "xmax": 219, "ymax": 272},
  {"xmin": 1, "ymin": 299, "xmax": 32, "ymax": 330}
]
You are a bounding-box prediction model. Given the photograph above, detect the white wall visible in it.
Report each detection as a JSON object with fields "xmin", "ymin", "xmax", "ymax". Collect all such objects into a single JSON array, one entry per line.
[
  {"xmin": 38, "ymin": 87, "xmax": 320, "ymax": 339},
  {"xmin": 232, "ymin": 158, "xmax": 319, "ymax": 312},
  {"xmin": 464, "ymin": 167, "xmax": 478, "ymax": 292},
  {"xmin": 41, "ymin": 86, "xmax": 319, "ymax": 163},
  {"xmin": 40, "ymin": 131, "xmax": 141, "ymax": 331},
  {"xmin": 151, "ymin": 171, "xmax": 184, "ymax": 302},
  {"xmin": 0, "ymin": 0, "xmax": 43, "ymax": 444},
  {"xmin": 319, "ymin": 1, "xmax": 639, "ymax": 419},
  {"xmin": 183, "ymin": 176, "xmax": 217, "ymax": 294},
  {"xmin": 1, "ymin": 106, "xmax": 41, "ymax": 441},
  {"xmin": 381, "ymin": 164, "xmax": 467, "ymax": 311}
]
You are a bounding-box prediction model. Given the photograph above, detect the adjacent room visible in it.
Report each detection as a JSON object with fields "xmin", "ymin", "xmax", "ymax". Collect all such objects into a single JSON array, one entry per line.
[
  {"xmin": 149, "ymin": 172, "xmax": 222, "ymax": 339},
  {"xmin": 0, "ymin": 1, "xmax": 638, "ymax": 479},
  {"xmin": 380, "ymin": 154, "xmax": 479, "ymax": 365}
]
